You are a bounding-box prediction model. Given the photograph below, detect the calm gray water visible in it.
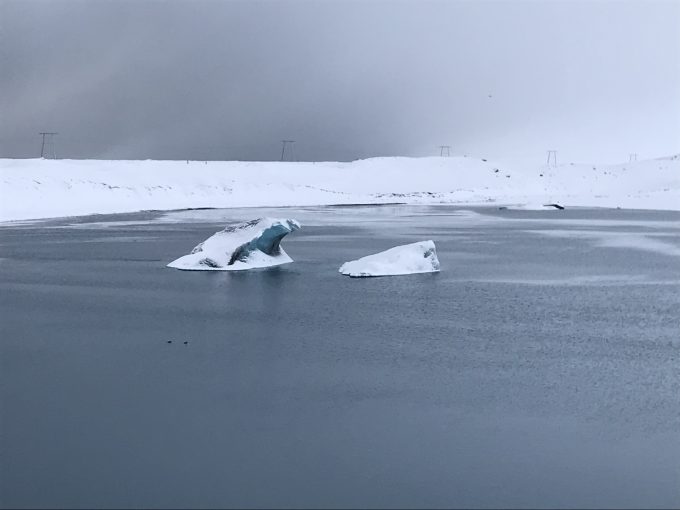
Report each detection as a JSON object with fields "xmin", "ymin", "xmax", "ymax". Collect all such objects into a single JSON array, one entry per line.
[{"xmin": 1, "ymin": 205, "xmax": 679, "ymax": 509}]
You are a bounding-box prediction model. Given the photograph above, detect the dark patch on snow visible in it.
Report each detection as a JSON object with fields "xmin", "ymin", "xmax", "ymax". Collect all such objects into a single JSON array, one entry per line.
[
  {"xmin": 222, "ymin": 219, "xmax": 262, "ymax": 234},
  {"xmin": 199, "ymin": 257, "xmax": 221, "ymax": 268}
]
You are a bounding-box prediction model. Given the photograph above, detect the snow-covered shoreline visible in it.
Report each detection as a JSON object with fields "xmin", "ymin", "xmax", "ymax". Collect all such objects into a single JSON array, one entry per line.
[{"xmin": 1, "ymin": 155, "xmax": 678, "ymax": 221}]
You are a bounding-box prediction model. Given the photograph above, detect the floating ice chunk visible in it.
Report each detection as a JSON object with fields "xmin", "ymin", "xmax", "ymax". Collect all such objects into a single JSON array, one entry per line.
[
  {"xmin": 167, "ymin": 218, "xmax": 300, "ymax": 271},
  {"xmin": 339, "ymin": 240, "xmax": 440, "ymax": 277}
]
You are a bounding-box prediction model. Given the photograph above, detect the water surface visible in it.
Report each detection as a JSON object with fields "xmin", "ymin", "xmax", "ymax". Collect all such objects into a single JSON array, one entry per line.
[{"xmin": 1, "ymin": 205, "xmax": 679, "ymax": 508}]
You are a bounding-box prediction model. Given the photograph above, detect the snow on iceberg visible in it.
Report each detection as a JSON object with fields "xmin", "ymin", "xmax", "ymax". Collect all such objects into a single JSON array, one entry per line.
[
  {"xmin": 167, "ymin": 218, "xmax": 300, "ymax": 271},
  {"xmin": 339, "ymin": 240, "xmax": 440, "ymax": 277}
]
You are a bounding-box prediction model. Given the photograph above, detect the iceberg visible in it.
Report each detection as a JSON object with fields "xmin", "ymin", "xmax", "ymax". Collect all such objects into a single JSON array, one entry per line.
[
  {"xmin": 339, "ymin": 240, "xmax": 440, "ymax": 277},
  {"xmin": 167, "ymin": 217, "xmax": 300, "ymax": 271}
]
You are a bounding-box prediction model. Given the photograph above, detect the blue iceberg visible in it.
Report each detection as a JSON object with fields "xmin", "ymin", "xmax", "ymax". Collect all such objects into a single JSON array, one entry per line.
[{"xmin": 167, "ymin": 218, "xmax": 301, "ymax": 271}]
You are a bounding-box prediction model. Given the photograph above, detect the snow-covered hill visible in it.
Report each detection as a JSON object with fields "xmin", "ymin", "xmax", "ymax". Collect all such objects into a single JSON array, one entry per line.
[{"xmin": 0, "ymin": 154, "xmax": 678, "ymax": 221}]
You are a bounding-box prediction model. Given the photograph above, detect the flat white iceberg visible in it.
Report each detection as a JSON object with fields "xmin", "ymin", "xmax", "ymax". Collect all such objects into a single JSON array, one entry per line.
[
  {"xmin": 339, "ymin": 240, "xmax": 440, "ymax": 277},
  {"xmin": 167, "ymin": 217, "xmax": 300, "ymax": 271}
]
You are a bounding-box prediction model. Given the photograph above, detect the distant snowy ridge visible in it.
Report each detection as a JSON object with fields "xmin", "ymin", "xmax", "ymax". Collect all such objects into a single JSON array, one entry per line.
[{"xmin": 1, "ymin": 154, "xmax": 678, "ymax": 221}]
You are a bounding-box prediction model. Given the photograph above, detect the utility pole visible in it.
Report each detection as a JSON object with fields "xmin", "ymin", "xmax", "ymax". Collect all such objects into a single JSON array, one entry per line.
[
  {"xmin": 546, "ymin": 150, "xmax": 557, "ymax": 168},
  {"xmin": 39, "ymin": 132, "xmax": 58, "ymax": 159},
  {"xmin": 280, "ymin": 140, "xmax": 296, "ymax": 162},
  {"xmin": 629, "ymin": 153, "xmax": 638, "ymax": 162},
  {"xmin": 439, "ymin": 145, "xmax": 451, "ymax": 157}
]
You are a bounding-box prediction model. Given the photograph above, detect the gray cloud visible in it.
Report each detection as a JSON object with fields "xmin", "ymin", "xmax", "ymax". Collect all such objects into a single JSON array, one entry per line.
[{"xmin": 1, "ymin": 0, "xmax": 679, "ymax": 163}]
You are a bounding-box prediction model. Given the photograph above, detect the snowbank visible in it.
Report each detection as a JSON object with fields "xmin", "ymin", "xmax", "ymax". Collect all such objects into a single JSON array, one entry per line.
[
  {"xmin": 1, "ymin": 154, "xmax": 678, "ymax": 221},
  {"xmin": 339, "ymin": 240, "xmax": 441, "ymax": 277},
  {"xmin": 167, "ymin": 217, "xmax": 300, "ymax": 271}
]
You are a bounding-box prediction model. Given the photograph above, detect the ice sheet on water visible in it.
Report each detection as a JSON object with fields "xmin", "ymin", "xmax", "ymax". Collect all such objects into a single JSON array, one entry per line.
[{"xmin": 529, "ymin": 230, "xmax": 680, "ymax": 257}]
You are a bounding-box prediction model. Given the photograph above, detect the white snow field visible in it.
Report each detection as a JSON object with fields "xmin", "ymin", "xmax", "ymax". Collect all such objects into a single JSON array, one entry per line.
[
  {"xmin": 339, "ymin": 240, "xmax": 441, "ymax": 277},
  {"xmin": 0, "ymin": 154, "xmax": 678, "ymax": 221},
  {"xmin": 167, "ymin": 217, "xmax": 300, "ymax": 271}
]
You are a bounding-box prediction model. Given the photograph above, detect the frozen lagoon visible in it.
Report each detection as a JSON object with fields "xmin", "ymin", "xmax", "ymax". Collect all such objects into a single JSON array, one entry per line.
[{"xmin": 1, "ymin": 205, "xmax": 679, "ymax": 508}]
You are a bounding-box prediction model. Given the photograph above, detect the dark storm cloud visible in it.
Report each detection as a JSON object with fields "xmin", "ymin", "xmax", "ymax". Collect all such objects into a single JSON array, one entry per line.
[{"xmin": 1, "ymin": 0, "xmax": 678, "ymax": 162}]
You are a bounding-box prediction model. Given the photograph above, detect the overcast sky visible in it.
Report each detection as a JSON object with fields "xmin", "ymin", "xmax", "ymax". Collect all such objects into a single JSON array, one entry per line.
[{"xmin": 1, "ymin": 0, "xmax": 678, "ymax": 163}]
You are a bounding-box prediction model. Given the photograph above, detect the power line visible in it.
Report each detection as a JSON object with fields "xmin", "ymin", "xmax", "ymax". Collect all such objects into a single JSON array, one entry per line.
[
  {"xmin": 39, "ymin": 132, "xmax": 58, "ymax": 159},
  {"xmin": 280, "ymin": 140, "xmax": 296, "ymax": 162},
  {"xmin": 546, "ymin": 150, "xmax": 557, "ymax": 168}
]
